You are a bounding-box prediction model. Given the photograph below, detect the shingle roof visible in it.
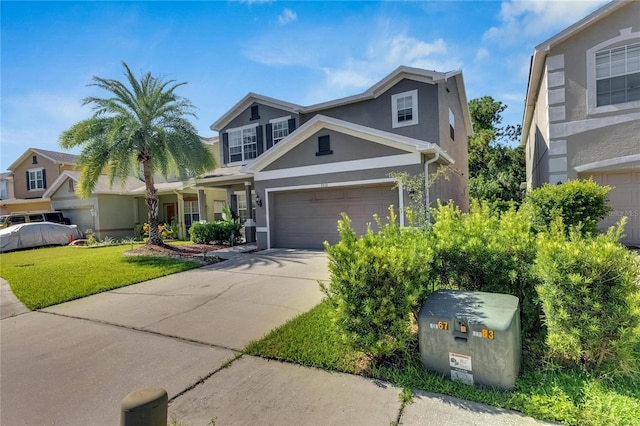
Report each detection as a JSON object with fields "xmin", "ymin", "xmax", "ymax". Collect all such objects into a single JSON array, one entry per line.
[{"xmin": 31, "ymin": 148, "xmax": 79, "ymax": 165}]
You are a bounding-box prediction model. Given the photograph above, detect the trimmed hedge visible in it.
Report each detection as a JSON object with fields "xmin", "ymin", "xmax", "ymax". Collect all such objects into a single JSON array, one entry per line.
[
  {"xmin": 430, "ymin": 200, "xmax": 542, "ymax": 344},
  {"xmin": 322, "ymin": 208, "xmax": 434, "ymax": 357},
  {"xmin": 536, "ymin": 218, "xmax": 640, "ymax": 379},
  {"xmin": 522, "ymin": 179, "xmax": 612, "ymax": 236},
  {"xmin": 189, "ymin": 220, "xmax": 241, "ymax": 244}
]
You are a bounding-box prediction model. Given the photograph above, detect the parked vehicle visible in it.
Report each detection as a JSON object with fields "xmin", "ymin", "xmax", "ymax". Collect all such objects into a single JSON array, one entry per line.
[
  {"xmin": 0, "ymin": 211, "xmax": 71, "ymax": 229},
  {"xmin": 0, "ymin": 222, "xmax": 83, "ymax": 252}
]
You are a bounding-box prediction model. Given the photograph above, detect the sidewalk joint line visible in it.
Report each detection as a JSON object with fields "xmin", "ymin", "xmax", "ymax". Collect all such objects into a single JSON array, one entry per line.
[
  {"xmin": 38, "ymin": 310, "xmax": 241, "ymax": 353},
  {"xmin": 168, "ymin": 353, "xmax": 244, "ymax": 404}
]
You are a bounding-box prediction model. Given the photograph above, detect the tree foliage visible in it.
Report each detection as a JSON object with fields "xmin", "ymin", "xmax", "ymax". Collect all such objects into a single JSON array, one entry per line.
[
  {"xmin": 60, "ymin": 62, "xmax": 215, "ymax": 245},
  {"xmin": 468, "ymin": 96, "xmax": 525, "ymax": 205}
]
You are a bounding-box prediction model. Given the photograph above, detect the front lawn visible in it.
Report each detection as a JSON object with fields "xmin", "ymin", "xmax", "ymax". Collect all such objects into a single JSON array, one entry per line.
[
  {"xmin": 0, "ymin": 245, "xmax": 202, "ymax": 309},
  {"xmin": 245, "ymin": 300, "xmax": 640, "ymax": 426}
]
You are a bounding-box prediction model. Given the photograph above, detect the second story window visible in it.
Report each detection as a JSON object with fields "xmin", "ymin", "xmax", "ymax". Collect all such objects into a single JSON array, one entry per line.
[
  {"xmin": 391, "ymin": 89, "xmax": 419, "ymax": 128},
  {"xmin": 596, "ymin": 43, "xmax": 640, "ymax": 107},
  {"xmin": 228, "ymin": 125, "xmax": 258, "ymax": 163},
  {"xmin": 271, "ymin": 117, "xmax": 290, "ymax": 145},
  {"xmin": 27, "ymin": 168, "xmax": 46, "ymax": 191}
]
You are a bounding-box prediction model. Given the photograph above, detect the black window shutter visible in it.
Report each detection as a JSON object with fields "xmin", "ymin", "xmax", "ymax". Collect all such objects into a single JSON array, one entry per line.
[
  {"xmin": 222, "ymin": 133, "xmax": 229, "ymax": 164},
  {"xmin": 26, "ymin": 171, "xmax": 30, "ymax": 190},
  {"xmin": 42, "ymin": 169, "xmax": 47, "ymax": 189},
  {"xmin": 288, "ymin": 118, "xmax": 296, "ymax": 133},
  {"xmin": 266, "ymin": 123, "xmax": 273, "ymax": 149},
  {"xmin": 256, "ymin": 125, "xmax": 264, "ymax": 156}
]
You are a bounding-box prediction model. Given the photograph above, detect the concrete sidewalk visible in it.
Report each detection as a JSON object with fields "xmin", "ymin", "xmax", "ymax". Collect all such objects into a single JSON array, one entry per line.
[{"xmin": 1, "ymin": 248, "xmax": 552, "ymax": 425}]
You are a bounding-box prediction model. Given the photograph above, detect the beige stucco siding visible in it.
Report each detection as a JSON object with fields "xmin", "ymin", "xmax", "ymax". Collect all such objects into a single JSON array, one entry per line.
[
  {"xmin": 549, "ymin": 2, "xmax": 640, "ymax": 122},
  {"xmin": 12, "ymin": 158, "xmax": 74, "ymax": 199}
]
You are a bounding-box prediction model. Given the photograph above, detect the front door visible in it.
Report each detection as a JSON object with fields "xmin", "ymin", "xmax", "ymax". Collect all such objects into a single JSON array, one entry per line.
[{"xmin": 165, "ymin": 204, "xmax": 176, "ymax": 224}]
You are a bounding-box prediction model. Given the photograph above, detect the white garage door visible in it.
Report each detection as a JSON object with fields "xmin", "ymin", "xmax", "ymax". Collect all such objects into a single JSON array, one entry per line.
[
  {"xmin": 583, "ymin": 170, "xmax": 640, "ymax": 246},
  {"xmin": 271, "ymin": 184, "xmax": 398, "ymax": 249}
]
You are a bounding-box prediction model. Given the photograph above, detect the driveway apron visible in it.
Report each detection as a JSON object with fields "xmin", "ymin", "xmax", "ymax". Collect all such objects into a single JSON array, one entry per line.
[{"xmin": 0, "ymin": 249, "xmax": 326, "ymax": 425}]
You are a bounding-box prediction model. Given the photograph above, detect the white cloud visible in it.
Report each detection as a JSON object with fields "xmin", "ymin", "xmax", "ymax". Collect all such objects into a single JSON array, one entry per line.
[
  {"xmin": 278, "ymin": 8, "xmax": 297, "ymax": 25},
  {"xmin": 483, "ymin": 0, "xmax": 608, "ymax": 42},
  {"xmin": 476, "ymin": 47, "xmax": 490, "ymax": 61},
  {"xmin": 304, "ymin": 32, "xmax": 462, "ymax": 104}
]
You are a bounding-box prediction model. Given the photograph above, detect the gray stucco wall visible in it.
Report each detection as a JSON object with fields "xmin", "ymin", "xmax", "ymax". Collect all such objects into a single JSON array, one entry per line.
[
  {"xmin": 301, "ymin": 78, "xmax": 441, "ymax": 143},
  {"xmin": 435, "ymin": 76, "xmax": 470, "ymax": 211},
  {"xmin": 220, "ymin": 103, "xmax": 300, "ymax": 164},
  {"xmin": 254, "ymin": 163, "xmax": 423, "ymax": 229},
  {"xmin": 263, "ymin": 129, "xmax": 409, "ymax": 171}
]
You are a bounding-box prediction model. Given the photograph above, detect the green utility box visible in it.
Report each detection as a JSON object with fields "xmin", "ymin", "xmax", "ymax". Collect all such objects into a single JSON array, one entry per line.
[{"xmin": 418, "ymin": 290, "xmax": 521, "ymax": 390}]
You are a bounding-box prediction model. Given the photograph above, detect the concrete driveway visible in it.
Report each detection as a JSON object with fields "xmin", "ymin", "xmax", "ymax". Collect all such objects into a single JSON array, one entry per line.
[
  {"xmin": 0, "ymin": 249, "xmax": 327, "ymax": 425},
  {"xmin": 1, "ymin": 248, "xmax": 551, "ymax": 426}
]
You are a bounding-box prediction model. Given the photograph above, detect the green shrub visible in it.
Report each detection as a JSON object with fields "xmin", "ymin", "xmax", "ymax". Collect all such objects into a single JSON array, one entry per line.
[
  {"xmin": 321, "ymin": 208, "xmax": 435, "ymax": 357},
  {"xmin": 535, "ymin": 218, "xmax": 640, "ymax": 379},
  {"xmin": 522, "ymin": 179, "xmax": 612, "ymax": 236},
  {"xmin": 190, "ymin": 220, "xmax": 241, "ymax": 244},
  {"xmin": 430, "ymin": 200, "xmax": 542, "ymax": 345}
]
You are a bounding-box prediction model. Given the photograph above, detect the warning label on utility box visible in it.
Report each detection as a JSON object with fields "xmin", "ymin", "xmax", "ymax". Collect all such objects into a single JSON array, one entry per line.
[
  {"xmin": 451, "ymin": 369, "xmax": 474, "ymax": 385},
  {"xmin": 449, "ymin": 352, "xmax": 472, "ymax": 371},
  {"xmin": 449, "ymin": 352, "xmax": 473, "ymax": 385}
]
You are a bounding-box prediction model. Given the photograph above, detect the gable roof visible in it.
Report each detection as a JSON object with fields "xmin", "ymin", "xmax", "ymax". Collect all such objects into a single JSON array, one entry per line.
[
  {"xmin": 244, "ymin": 114, "xmax": 454, "ymax": 174},
  {"xmin": 8, "ymin": 148, "xmax": 78, "ymax": 171},
  {"xmin": 211, "ymin": 66, "xmax": 473, "ymax": 136},
  {"xmin": 210, "ymin": 93, "xmax": 303, "ymax": 132},
  {"xmin": 43, "ymin": 171, "xmax": 144, "ymax": 198},
  {"xmin": 521, "ymin": 0, "xmax": 630, "ymax": 146}
]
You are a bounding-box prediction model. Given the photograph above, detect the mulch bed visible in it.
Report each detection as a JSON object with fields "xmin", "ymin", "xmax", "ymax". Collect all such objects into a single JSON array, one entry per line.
[{"xmin": 124, "ymin": 243, "xmax": 227, "ymax": 264}]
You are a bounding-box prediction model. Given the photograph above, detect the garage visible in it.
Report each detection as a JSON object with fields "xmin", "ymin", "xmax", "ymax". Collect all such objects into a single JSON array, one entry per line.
[
  {"xmin": 582, "ymin": 170, "xmax": 640, "ymax": 246},
  {"xmin": 270, "ymin": 184, "xmax": 399, "ymax": 249}
]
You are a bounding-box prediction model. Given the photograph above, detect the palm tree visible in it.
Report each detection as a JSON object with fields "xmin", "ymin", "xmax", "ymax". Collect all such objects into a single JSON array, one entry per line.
[{"xmin": 60, "ymin": 62, "xmax": 216, "ymax": 246}]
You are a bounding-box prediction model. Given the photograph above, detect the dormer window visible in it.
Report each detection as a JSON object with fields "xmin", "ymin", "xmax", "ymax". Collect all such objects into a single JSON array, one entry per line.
[
  {"xmin": 250, "ymin": 105, "xmax": 260, "ymax": 120},
  {"xmin": 316, "ymin": 135, "xmax": 333, "ymax": 156},
  {"xmin": 391, "ymin": 89, "xmax": 419, "ymax": 128}
]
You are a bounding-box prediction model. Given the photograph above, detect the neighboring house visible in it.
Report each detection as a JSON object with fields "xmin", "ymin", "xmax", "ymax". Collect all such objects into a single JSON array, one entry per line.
[
  {"xmin": 198, "ymin": 66, "xmax": 472, "ymax": 249},
  {"xmin": 0, "ymin": 172, "xmax": 13, "ymax": 201},
  {"xmin": 43, "ymin": 137, "xmax": 227, "ymax": 240},
  {"xmin": 1, "ymin": 148, "xmax": 78, "ymax": 215},
  {"xmin": 521, "ymin": 0, "xmax": 640, "ymax": 245}
]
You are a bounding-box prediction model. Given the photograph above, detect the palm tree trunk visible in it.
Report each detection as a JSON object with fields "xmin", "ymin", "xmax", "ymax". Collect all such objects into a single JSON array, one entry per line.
[{"xmin": 142, "ymin": 160, "xmax": 163, "ymax": 246}]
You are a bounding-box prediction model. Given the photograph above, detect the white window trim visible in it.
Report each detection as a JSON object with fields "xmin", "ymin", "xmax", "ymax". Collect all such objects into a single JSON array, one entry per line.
[
  {"xmin": 269, "ymin": 115, "xmax": 291, "ymax": 145},
  {"xmin": 27, "ymin": 167, "xmax": 45, "ymax": 191},
  {"xmin": 586, "ymin": 29, "xmax": 640, "ymax": 115},
  {"xmin": 391, "ymin": 89, "xmax": 419, "ymax": 128},
  {"xmin": 226, "ymin": 123, "xmax": 259, "ymax": 166}
]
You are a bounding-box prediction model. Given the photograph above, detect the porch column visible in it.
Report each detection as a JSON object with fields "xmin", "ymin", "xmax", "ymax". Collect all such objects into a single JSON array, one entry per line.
[
  {"xmin": 176, "ymin": 192, "xmax": 186, "ymax": 240},
  {"xmin": 244, "ymin": 181, "xmax": 256, "ymax": 243},
  {"xmin": 197, "ymin": 189, "xmax": 207, "ymax": 222}
]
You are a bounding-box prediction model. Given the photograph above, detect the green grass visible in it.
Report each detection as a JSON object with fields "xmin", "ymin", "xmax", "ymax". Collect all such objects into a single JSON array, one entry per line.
[
  {"xmin": 245, "ymin": 300, "xmax": 640, "ymax": 426},
  {"xmin": 0, "ymin": 245, "xmax": 202, "ymax": 309}
]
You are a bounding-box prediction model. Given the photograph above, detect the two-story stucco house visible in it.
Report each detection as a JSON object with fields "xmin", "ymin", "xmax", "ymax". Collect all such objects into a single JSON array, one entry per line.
[
  {"xmin": 1, "ymin": 148, "xmax": 79, "ymax": 215},
  {"xmin": 522, "ymin": 0, "xmax": 640, "ymax": 246},
  {"xmin": 198, "ymin": 66, "xmax": 472, "ymax": 250}
]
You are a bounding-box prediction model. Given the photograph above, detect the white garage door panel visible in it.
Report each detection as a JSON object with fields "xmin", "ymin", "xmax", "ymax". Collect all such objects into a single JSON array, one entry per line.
[
  {"xmin": 272, "ymin": 185, "xmax": 398, "ymax": 249},
  {"xmin": 582, "ymin": 171, "xmax": 640, "ymax": 245}
]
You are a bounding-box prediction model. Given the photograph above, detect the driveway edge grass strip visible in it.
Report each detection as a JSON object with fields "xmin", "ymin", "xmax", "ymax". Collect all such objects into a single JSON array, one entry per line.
[
  {"xmin": 0, "ymin": 245, "xmax": 202, "ymax": 309},
  {"xmin": 244, "ymin": 300, "xmax": 640, "ymax": 426}
]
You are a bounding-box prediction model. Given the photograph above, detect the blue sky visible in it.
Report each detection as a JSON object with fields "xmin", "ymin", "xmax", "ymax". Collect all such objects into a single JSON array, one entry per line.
[{"xmin": 1, "ymin": 0, "xmax": 608, "ymax": 171}]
